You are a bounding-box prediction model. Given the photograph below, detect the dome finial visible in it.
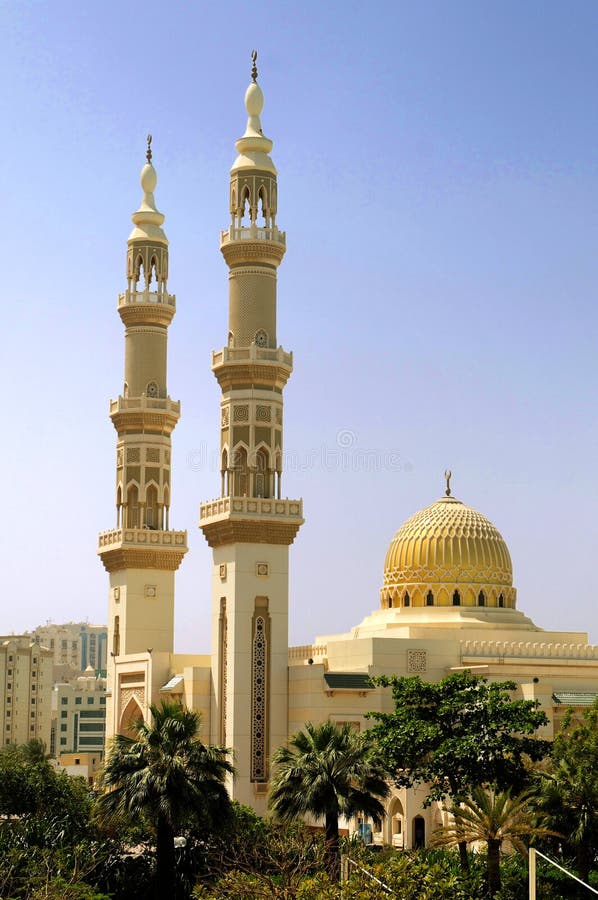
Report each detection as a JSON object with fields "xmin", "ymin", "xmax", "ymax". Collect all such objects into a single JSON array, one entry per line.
[
  {"xmin": 251, "ymin": 49, "xmax": 258, "ymax": 83},
  {"xmin": 444, "ymin": 469, "xmax": 452, "ymax": 497},
  {"xmin": 146, "ymin": 133, "xmax": 153, "ymax": 164}
]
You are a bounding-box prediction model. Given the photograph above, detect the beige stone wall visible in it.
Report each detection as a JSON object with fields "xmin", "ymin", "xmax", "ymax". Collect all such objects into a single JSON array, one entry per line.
[{"xmin": 0, "ymin": 639, "xmax": 52, "ymax": 749}]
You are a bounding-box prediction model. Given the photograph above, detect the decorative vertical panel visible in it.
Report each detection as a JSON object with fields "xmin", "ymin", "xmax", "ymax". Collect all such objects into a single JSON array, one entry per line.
[
  {"xmin": 219, "ymin": 598, "xmax": 227, "ymax": 746},
  {"xmin": 251, "ymin": 607, "xmax": 269, "ymax": 781}
]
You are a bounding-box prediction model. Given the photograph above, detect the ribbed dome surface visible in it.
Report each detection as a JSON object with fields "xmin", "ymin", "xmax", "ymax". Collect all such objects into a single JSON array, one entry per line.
[{"xmin": 383, "ymin": 496, "xmax": 512, "ymax": 588}]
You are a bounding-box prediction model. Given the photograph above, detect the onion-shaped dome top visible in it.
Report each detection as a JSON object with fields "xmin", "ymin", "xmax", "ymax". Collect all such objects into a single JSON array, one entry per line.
[{"xmin": 383, "ymin": 494, "xmax": 513, "ymax": 589}]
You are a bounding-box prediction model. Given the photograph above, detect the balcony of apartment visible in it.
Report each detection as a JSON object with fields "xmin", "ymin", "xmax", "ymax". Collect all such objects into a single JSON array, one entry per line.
[{"xmin": 220, "ymin": 225, "xmax": 286, "ymax": 248}]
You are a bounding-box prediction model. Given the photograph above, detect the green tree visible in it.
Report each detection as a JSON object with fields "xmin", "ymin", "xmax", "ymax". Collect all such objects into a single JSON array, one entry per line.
[
  {"xmin": 98, "ymin": 700, "xmax": 233, "ymax": 900},
  {"xmin": 536, "ymin": 699, "xmax": 598, "ymax": 887},
  {"xmin": 367, "ymin": 672, "xmax": 549, "ymax": 869},
  {"xmin": 268, "ymin": 721, "xmax": 389, "ymax": 882},
  {"xmin": 431, "ymin": 786, "xmax": 556, "ymax": 899}
]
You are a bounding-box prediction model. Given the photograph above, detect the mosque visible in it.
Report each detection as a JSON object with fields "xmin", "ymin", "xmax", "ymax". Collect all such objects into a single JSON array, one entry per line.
[{"xmin": 98, "ymin": 57, "xmax": 598, "ymax": 847}]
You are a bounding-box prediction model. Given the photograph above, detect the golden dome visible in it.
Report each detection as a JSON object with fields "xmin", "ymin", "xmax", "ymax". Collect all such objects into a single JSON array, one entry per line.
[{"xmin": 382, "ymin": 495, "xmax": 514, "ymax": 605}]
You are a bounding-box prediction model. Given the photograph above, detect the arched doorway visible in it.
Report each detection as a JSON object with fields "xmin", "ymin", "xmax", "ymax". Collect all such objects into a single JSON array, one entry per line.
[
  {"xmin": 120, "ymin": 696, "xmax": 143, "ymax": 736},
  {"xmin": 387, "ymin": 796, "xmax": 404, "ymax": 848},
  {"xmin": 413, "ymin": 815, "xmax": 425, "ymax": 849}
]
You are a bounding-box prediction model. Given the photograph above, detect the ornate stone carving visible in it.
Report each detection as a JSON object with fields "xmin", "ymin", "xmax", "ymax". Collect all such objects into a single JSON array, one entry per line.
[{"xmin": 407, "ymin": 650, "xmax": 427, "ymax": 673}]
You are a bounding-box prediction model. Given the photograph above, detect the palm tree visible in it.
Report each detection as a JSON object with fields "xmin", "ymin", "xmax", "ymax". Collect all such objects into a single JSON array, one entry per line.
[
  {"xmin": 268, "ymin": 721, "xmax": 390, "ymax": 882},
  {"xmin": 431, "ymin": 786, "xmax": 557, "ymax": 899},
  {"xmin": 537, "ymin": 755, "xmax": 598, "ymax": 886},
  {"xmin": 98, "ymin": 700, "xmax": 233, "ymax": 899}
]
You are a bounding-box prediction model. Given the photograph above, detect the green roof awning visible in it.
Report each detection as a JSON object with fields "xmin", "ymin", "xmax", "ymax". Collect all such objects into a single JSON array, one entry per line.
[
  {"xmin": 552, "ymin": 692, "xmax": 597, "ymax": 707},
  {"xmin": 323, "ymin": 673, "xmax": 373, "ymax": 691}
]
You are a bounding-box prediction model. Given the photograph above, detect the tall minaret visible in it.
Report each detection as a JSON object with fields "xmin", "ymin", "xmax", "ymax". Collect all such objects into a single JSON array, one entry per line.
[
  {"xmin": 199, "ymin": 55, "xmax": 303, "ymax": 810},
  {"xmin": 99, "ymin": 140, "xmax": 187, "ymax": 739}
]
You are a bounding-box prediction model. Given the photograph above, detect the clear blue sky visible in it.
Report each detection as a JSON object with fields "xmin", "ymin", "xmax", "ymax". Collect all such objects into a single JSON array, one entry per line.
[{"xmin": 1, "ymin": 1, "xmax": 597, "ymax": 649}]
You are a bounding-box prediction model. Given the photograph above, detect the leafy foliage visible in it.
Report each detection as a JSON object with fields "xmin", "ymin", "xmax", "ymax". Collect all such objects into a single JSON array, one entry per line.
[
  {"xmin": 535, "ymin": 698, "xmax": 598, "ymax": 883},
  {"xmin": 368, "ymin": 672, "xmax": 550, "ymax": 804}
]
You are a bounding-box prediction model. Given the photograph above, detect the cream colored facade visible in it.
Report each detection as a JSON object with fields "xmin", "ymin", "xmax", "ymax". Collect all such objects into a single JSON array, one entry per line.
[
  {"xmin": 101, "ymin": 60, "xmax": 598, "ymax": 846},
  {"xmin": 29, "ymin": 622, "xmax": 107, "ymax": 680},
  {"xmin": 0, "ymin": 637, "xmax": 53, "ymax": 749}
]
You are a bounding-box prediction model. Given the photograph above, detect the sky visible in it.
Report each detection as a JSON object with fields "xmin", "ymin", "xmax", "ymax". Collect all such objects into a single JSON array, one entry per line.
[{"xmin": 1, "ymin": 1, "xmax": 598, "ymax": 651}]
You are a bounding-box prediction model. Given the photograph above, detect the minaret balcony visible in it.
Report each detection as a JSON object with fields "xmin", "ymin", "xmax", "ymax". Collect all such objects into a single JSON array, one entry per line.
[
  {"xmin": 220, "ymin": 225, "xmax": 286, "ymax": 247},
  {"xmin": 118, "ymin": 289, "xmax": 176, "ymax": 309},
  {"xmin": 109, "ymin": 396, "xmax": 181, "ymax": 416},
  {"xmin": 97, "ymin": 527, "xmax": 188, "ymax": 573},
  {"xmin": 212, "ymin": 345, "xmax": 293, "ymax": 368},
  {"xmin": 211, "ymin": 345, "xmax": 293, "ymax": 392},
  {"xmin": 109, "ymin": 395, "xmax": 181, "ymax": 436},
  {"xmin": 199, "ymin": 496, "xmax": 303, "ymax": 547}
]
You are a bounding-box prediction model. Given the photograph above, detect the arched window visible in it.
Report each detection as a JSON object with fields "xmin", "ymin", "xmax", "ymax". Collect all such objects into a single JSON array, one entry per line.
[
  {"xmin": 478, "ymin": 590, "xmax": 486, "ymax": 607},
  {"xmin": 126, "ymin": 485, "xmax": 139, "ymax": 528},
  {"xmin": 149, "ymin": 255, "xmax": 158, "ymax": 287},
  {"xmin": 498, "ymin": 593, "xmax": 504, "ymax": 608},
  {"xmin": 452, "ymin": 590, "xmax": 461, "ymax": 606},
  {"xmin": 228, "ymin": 331, "xmax": 234, "ymax": 348},
  {"xmin": 233, "ymin": 447, "xmax": 248, "ymax": 497},
  {"xmin": 388, "ymin": 596, "xmax": 393, "ymax": 609},
  {"xmin": 403, "ymin": 591, "xmax": 410, "ymax": 607},
  {"xmin": 426, "ymin": 590, "xmax": 434, "ymax": 606},
  {"xmin": 113, "ymin": 616, "xmax": 120, "ymax": 656},
  {"xmin": 145, "ymin": 484, "xmax": 158, "ymax": 529},
  {"xmin": 255, "ymin": 448, "xmax": 269, "ymax": 498}
]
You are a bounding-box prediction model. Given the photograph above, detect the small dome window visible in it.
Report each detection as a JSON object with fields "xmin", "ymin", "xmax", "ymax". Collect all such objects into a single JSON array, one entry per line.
[
  {"xmin": 146, "ymin": 382, "xmax": 159, "ymax": 398},
  {"xmin": 426, "ymin": 591, "xmax": 434, "ymax": 606},
  {"xmin": 403, "ymin": 592, "xmax": 410, "ymax": 607},
  {"xmin": 478, "ymin": 591, "xmax": 486, "ymax": 607},
  {"xmin": 452, "ymin": 590, "xmax": 461, "ymax": 606},
  {"xmin": 388, "ymin": 596, "xmax": 393, "ymax": 609},
  {"xmin": 498, "ymin": 593, "xmax": 504, "ymax": 608}
]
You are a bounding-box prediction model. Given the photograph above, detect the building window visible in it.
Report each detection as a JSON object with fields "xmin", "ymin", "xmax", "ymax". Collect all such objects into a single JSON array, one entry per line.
[
  {"xmin": 403, "ymin": 592, "xmax": 410, "ymax": 607},
  {"xmin": 60, "ymin": 738, "xmax": 66, "ymax": 746},
  {"xmin": 6, "ymin": 684, "xmax": 11, "ymax": 691},
  {"xmin": 388, "ymin": 596, "xmax": 393, "ymax": 608},
  {"xmin": 32, "ymin": 686, "xmax": 36, "ymax": 692},
  {"xmin": 87, "ymin": 698, "xmax": 94, "ymax": 705},
  {"xmin": 30, "ymin": 712, "xmax": 35, "ymax": 719},
  {"xmin": 99, "ymin": 697, "xmax": 106, "ymax": 705},
  {"xmin": 452, "ymin": 590, "xmax": 461, "ymax": 606},
  {"xmin": 251, "ymin": 609, "xmax": 269, "ymax": 782},
  {"xmin": 7, "ymin": 670, "xmax": 12, "ymax": 676},
  {"xmin": 478, "ymin": 591, "xmax": 485, "ymax": 606},
  {"xmin": 60, "ymin": 724, "xmax": 67, "ymax": 732},
  {"xmin": 75, "ymin": 697, "xmax": 82, "ymax": 705},
  {"xmin": 61, "ymin": 697, "xmax": 68, "ymax": 705},
  {"xmin": 426, "ymin": 591, "xmax": 434, "ymax": 606},
  {"xmin": 75, "ymin": 758, "xmax": 80, "ymax": 765},
  {"xmin": 31, "ymin": 699, "xmax": 35, "ymax": 705},
  {"xmin": 61, "ymin": 711, "xmax": 67, "ymax": 719},
  {"xmin": 498, "ymin": 593, "xmax": 504, "ymax": 608},
  {"xmin": 50, "ymin": 639, "xmax": 54, "ymax": 648},
  {"xmin": 62, "ymin": 641, "xmax": 67, "ymax": 650}
]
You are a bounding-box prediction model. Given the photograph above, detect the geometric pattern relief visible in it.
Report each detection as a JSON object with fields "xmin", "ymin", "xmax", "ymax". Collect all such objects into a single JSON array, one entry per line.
[
  {"xmin": 407, "ymin": 650, "xmax": 427, "ymax": 673},
  {"xmin": 251, "ymin": 616, "xmax": 267, "ymax": 781},
  {"xmin": 120, "ymin": 686, "xmax": 145, "ymax": 711},
  {"xmin": 234, "ymin": 405, "xmax": 249, "ymax": 422},
  {"xmin": 256, "ymin": 405, "xmax": 271, "ymax": 422}
]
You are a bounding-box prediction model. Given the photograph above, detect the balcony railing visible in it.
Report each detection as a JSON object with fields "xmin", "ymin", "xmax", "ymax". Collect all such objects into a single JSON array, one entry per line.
[
  {"xmin": 98, "ymin": 528, "xmax": 187, "ymax": 549},
  {"xmin": 118, "ymin": 289, "xmax": 176, "ymax": 308},
  {"xmin": 109, "ymin": 396, "xmax": 181, "ymax": 415},
  {"xmin": 211, "ymin": 345, "xmax": 293, "ymax": 368},
  {"xmin": 220, "ymin": 225, "xmax": 286, "ymax": 247},
  {"xmin": 200, "ymin": 496, "xmax": 303, "ymax": 522}
]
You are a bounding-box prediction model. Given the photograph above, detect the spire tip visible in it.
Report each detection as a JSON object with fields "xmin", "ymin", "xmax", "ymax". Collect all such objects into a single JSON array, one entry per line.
[
  {"xmin": 444, "ymin": 469, "xmax": 452, "ymax": 497},
  {"xmin": 146, "ymin": 133, "xmax": 153, "ymax": 164},
  {"xmin": 251, "ymin": 49, "xmax": 258, "ymax": 83}
]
